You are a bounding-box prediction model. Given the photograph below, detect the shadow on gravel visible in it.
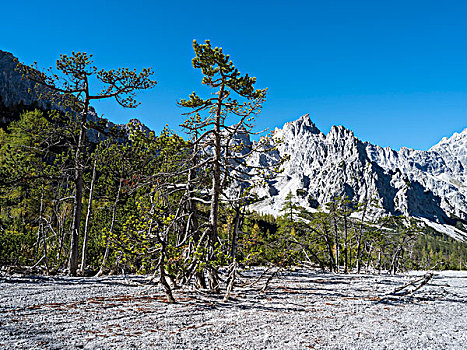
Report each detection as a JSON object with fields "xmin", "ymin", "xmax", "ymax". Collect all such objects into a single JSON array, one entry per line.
[{"xmin": 0, "ymin": 275, "xmax": 149, "ymax": 287}]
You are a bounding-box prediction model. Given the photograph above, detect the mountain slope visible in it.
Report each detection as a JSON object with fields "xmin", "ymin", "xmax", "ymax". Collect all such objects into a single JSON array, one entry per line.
[{"xmin": 0, "ymin": 49, "xmax": 149, "ymax": 141}]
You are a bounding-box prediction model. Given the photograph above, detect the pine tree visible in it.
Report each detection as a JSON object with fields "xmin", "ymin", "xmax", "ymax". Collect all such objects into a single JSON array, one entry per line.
[
  {"xmin": 178, "ymin": 40, "xmax": 272, "ymax": 291},
  {"xmin": 19, "ymin": 52, "xmax": 157, "ymax": 275}
]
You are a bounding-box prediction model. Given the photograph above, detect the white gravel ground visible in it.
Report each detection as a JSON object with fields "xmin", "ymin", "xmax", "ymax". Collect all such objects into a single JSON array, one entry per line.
[{"xmin": 1, "ymin": 269, "xmax": 466, "ymax": 349}]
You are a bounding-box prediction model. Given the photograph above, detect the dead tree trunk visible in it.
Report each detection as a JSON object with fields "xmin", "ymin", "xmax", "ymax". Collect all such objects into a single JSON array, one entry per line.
[
  {"xmin": 390, "ymin": 272, "xmax": 434, "ymax": 296},
  {"xmin": 36, "ymin": 187, "xmax": 49, "ymax": 272},
  {"xmin": 343, "ymin": 210, "xmax": 349, "ymax": 273},
  {"xmin": 332, "ymin": 213, "xmax": 340, "ymax": 273},
  {"xmin": 230, "ymin": 207, "xmax": 241, "ymax": 260},
  {"xmin": 80, "ymin": 152, "xmax": 98, "ymax": 276},
  {"xmin": 324, "ymin": 233, "xmax": 336, "ymax": 272}
]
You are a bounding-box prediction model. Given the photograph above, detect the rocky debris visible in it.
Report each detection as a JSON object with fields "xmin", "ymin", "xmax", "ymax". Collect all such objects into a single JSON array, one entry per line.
[{"xmin": 0, "ymin": 269, "xmax": 466, "ymax": 349}]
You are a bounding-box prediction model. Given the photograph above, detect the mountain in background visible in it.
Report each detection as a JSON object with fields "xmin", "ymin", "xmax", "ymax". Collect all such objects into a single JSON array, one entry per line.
[{"xmin": 249, "ymin": 114, "xmax": 467, "ymax": 240}]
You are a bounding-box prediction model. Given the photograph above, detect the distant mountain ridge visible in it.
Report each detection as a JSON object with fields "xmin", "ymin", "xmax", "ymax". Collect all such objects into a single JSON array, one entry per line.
[{"xmin": 249, "ymin": 114, "xmax": 467, "ymax": 239}]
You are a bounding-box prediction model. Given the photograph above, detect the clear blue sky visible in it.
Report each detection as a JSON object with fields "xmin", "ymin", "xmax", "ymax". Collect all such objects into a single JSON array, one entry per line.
[{"xmin": 2, "ymin": 0, "xmax": 467, "ymax": 150}]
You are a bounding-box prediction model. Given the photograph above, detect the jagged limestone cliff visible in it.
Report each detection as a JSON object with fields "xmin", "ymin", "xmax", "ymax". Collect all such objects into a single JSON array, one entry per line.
[{"xmin": 249, "ymin": 114, "xmax": 467, "ymax": 238}]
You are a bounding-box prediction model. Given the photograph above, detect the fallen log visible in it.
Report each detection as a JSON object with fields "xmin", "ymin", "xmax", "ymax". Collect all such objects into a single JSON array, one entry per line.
[{"xmin": 390, "ymin": 272, "xmax": 434, "ymax": 296}]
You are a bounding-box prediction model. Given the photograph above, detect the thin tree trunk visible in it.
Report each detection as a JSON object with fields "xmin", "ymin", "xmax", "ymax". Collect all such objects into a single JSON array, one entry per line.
[
  {"xmin": 355, "ymin": 199, "xmax": 369, "ymax": 274},
  {"xmin": 230, "ymin": 207, "xmax": 241, "ymax": 259},
  {"xmin": 356, "ymin": 235, "xmax": 363, "ymax": 274},
  {"xmin": 343, "ymin": 210, "xmax": 348, "ymax": 273},
  {"xmin": 365, "ymin": 242, "xmax": 373, "ymax": 273},
  {"xmin": 55, "ymin": 180, "xmax": 68, "ymax": 265},
  {"xmin": 79, "ymin": 153, "xmax": 98, "ymax": 276},
  {"xmin": 391, "ymin": 246, "xmax": 401, "ymax": 275},
  {"xmin": 159, "ymin": 253, "xmax": 176, "ymax": 303},
  {"xmin": 223, "ymin": 262, "xmax": 237, "ymax": 302},
  {"xmin": 378, "ymin": 248, "xmax": 382, "ymax": 274},
  {"xmin": 333, "ymin": 213, "xmax": 339, "ymax": 273},
  {"xmin": 324, "ymin": 234, "xmax": 335, "ymax": 272},
  {"xmin": 38, "ymin": 187, "xmax": 49, "ymax": 272},
  {"xmin": 206, "ymin": 83, "xmax": 225, "ymax": 293},
  {"xmin": 69, "ymin": 120, "xmax": 86, "ymax": 276}
]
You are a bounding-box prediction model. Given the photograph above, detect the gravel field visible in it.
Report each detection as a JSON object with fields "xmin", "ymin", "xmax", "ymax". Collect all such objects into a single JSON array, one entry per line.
[{"xmin": 1, "ymin": 269, "xmax": 466, "ymax": 349}]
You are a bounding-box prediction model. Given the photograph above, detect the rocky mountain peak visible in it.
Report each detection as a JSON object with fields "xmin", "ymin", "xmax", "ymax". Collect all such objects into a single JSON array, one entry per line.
[
  {"xmin": 432, "ymin": 128, "xmax": 467, "ymax": 148},
  {"xmin": 279, "ymin": 113, "xmax": 322, "ymax": 137},
  {"xmin": 328, "ymin": 124, "xmax": 355, "ymax": 141},
  {"xmin": 430, "ymin": 128, "xmax": 467, "ymax": 174}
]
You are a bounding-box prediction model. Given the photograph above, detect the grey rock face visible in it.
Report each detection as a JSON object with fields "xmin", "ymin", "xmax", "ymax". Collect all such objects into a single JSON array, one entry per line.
[
  {"xmin": 0, "ymin": 50, "xmax": 48, "ymax": 126},
  {"xmin": 0, "ymin": 50, "xmax": 149, "ymax": 143},
  {"xmin": 0, "ymin": 50, "xmax": 40, "ymax": 108},
  {"xmin": 250, "ymin": 114, "xmax": 467, "ymax": 226}
]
